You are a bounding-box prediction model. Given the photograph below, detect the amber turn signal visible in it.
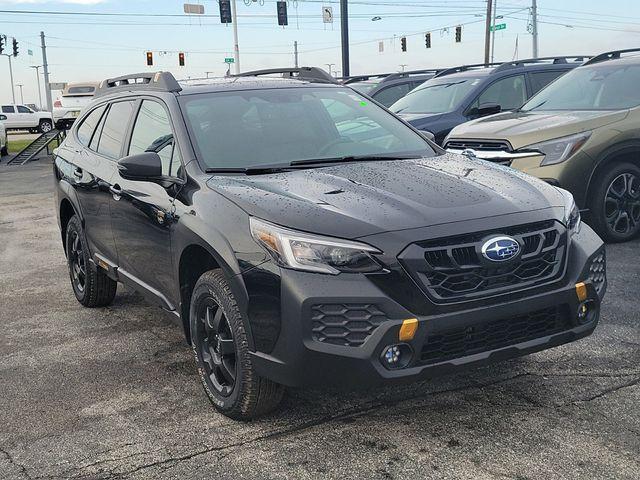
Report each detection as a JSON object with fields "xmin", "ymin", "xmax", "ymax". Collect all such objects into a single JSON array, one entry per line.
[
  {"xmin": 575, "ymin": 282, "xmax": 588, "ymax": 302},
  {"xmin": 399, "ymin": 318, "xmax": 419, "ymax": 341}
]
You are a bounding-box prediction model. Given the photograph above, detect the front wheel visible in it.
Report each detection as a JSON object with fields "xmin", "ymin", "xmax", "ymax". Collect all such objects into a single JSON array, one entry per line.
[
  {"xmin": 590, "ymin": 162, "xmax": 640, "ymax": 242},
  {"xmin": 190, "ymin": 269, "xmax": 284, "ymax": 420}
]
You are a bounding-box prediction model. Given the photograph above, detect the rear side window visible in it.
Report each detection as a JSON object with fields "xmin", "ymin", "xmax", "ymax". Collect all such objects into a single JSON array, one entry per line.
[
  {"xmin": 374, "ymin": 83, "xmax": 413, "ymax": 107},
  {"xmin": 529, "ymin": 70, "xmax": 565, "ymax": 95},
  {"xmin": 472, "ymin": 74, "xmax": 526, "ymax": 111},
  {"xmin": 97, "ymin": 101, "xmax": 135, "ymax": 159},
  {"xmin": 129, "ymin": 100, "xmax": 181, "ymax": 177},
  {"xmin": 2, "ymin": 106, "xmax": 15, "ymax": 113},
  {"xmin": 76, "ymin": 105, "xmax": 107, "ymax": 147},
  {"xmin": 17, "ymin": 106, "xmax": 31, "ymax": 113}
]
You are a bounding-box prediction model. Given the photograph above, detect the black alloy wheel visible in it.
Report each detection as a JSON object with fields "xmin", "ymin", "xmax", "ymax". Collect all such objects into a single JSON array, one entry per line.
[
  {"xmin": 69, "ymin": 229, "xmax": 87, "ymax": 294},
  {"xmin": 604, "ymin": 172, "xmax": 640, "ymax": 236}
]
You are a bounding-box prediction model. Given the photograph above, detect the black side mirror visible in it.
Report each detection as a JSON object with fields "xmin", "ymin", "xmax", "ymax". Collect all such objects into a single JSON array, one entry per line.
[
  {"xmin": 470, "ymin": 102, "xmax": 502, "ymax": 117},
  {"xmin": 118, "ymin": 152, "xmax": 162, "ymax": 181}
]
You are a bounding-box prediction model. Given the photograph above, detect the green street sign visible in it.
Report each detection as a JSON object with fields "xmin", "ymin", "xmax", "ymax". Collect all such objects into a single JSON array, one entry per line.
[
  {"xmin": 490, "ymin": 23, "xmax": 506, "ymax": 32},
  {"xmin": 224, "ymin": 57, "xmax": 235, "ymax": 64}
]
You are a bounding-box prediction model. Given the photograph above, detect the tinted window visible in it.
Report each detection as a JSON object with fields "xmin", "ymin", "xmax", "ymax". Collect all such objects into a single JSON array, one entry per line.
[
  {"xmin": 97, "ymin": 101, "xmax": 135, "ymax": 159},
  {"xmin": 391, "ymin": 76, "xmax": 483, "ymax": 114},
  {"xmin": 2, "ymin": 106, "xmax": 15, "ymax": 113},
  {"xmin": 180, "ymin": 87, "xmax": 434, "ymax": 170},
  {"xmin": 529, "ymin": 71, "xmax": 565, "ymax": 95},
  {"xmin": 374, "ymin": 83, "xmax": 413, "ymax": 107},
  {"xmin": 522, "ymin": 63, "xmax": 640, "ymax": 111},
  {"xmin": 347, "ymin": 81, "xmax": 379, "ymax": 94},
  {"xmin": 472, "ymin": 75, "xmax": 526, "ymax": 111},
  {"xmin": 76, "ymin": 105, "xmax": 107, "ymax": 147},
  {"xmin": 17, "ymin": 106, "xmax": 32, "ymax": 113},
  {"xmin": 129, "ymin": 100, "xmax": 181, "ymax": 177}
]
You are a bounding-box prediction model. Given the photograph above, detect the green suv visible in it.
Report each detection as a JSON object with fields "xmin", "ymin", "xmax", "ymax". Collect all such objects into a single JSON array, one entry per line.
[{"xmin": 445, "ymin": 48, "xmax": 640, "ymax": 242}]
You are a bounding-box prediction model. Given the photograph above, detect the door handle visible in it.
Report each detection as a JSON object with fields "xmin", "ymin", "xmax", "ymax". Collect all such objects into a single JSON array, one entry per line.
[
  {"xmin": 73, "ymin": 167, "xmax": 83, "ymax": 179},
  {"xmin": 109, "ymin": 184, "xmax": 122, "ymax": 200}
]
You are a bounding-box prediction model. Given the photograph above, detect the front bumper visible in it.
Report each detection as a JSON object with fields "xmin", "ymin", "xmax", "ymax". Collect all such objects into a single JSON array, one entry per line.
[{"xmin": 248, "ymin": 224, "xmax": 606, "ymax": 388}]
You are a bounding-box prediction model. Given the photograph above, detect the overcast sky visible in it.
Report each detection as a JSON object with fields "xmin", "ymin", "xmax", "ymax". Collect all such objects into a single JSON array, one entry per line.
[{"xmin": 1, "ymin": 0, "xmax": 640, "ymax": 106}]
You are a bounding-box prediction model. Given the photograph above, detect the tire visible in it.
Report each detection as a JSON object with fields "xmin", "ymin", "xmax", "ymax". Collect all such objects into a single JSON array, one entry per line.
[
  {"xmin": 0, "ymin": 145, "xmax": 7, "ymax": 157},
  {"xmin": 65, "ymin": 215, "xmax": 117, "ymax": 307},
  {"xmin": 589, "ymin": 162, "xmax": 640, "ymax": 243},
  {"xmin": 190, "ymin": 269, "xmax": 284, "ymax": 420},
  {"xmin": 38, "ymin": 119, "xmax": 53, "ymax": 133}
]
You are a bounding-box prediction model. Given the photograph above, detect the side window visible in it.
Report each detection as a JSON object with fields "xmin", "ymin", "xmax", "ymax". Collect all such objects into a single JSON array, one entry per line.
[
  {"xmin": 374, "ymin": 83, "xmax": 412, "ymax": 107},
  {"xmin": 472, "ymin": 75, "xmax": 527, "ymax": 111},
  {"xmin": 76, "ymin": 105, "xmax": 107, "ymax": 147},
  {"xmin": 128, "ymin": 100, "xmax": 181, "ymax": 177},
  {"xmin": 529, "ymin": 71, "xmax": 565, "ymax": 96},
  {"xmin": 17, "ymin": 106, "xmax": 31, "ymax": 113},
  {"xmin": 97, "ymin": 101, "xmax": 135, "ymax": 159},
  {"xmin": 2, "ymin": 106, "xmax": 15, "ymax": 114}
]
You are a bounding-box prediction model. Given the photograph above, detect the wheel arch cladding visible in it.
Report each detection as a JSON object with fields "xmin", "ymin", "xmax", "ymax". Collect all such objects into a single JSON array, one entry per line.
[
  {"xmin": 59, "ymin": 198, "xmax": 77, "ymax": 254},
  {"xmin": 587, "ymin": 142, "xmax": 640, "ymax": 203}
]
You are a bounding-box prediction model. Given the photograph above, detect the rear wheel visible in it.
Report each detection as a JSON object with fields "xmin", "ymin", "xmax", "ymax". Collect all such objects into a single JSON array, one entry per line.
[
  {"xmin": 590, "ymin": 162, "xmax": 640, "ymax": 242},
  {"xmin": 0, "ymin": 145, "xmax": 7, "ymax": 157},
  {"xmin": 190, "ymin": 269, "xmax": 284, "ymax": 420},
  {"xmin": 65, "ymin": 215, "xmax": 117, "ymax": 307},
  {"xmin": 39, "ymin": 119, "xmax": 53, "ymax": 133}
]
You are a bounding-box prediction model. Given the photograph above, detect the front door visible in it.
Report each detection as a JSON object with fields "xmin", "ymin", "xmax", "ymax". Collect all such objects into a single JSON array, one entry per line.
[{"xmin": 109, "ymin": 99, "xmax": 183, "ymax": 309}]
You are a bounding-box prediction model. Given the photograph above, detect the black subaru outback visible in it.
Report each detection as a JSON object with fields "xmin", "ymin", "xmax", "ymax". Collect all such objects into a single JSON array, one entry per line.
[{"xmin": 54, "ymin": 68, "xmax": 606, "ymax": 420}]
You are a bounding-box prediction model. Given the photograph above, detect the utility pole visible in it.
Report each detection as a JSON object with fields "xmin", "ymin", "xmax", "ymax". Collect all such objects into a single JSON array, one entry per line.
[
  {"xmin": 340, "ymin": 0, "xmax": 350, "ymax": 77},
  {"xmin": 484, "ymin": 0, "xmax": 493, "ymax": 64},
  {"xmin": 531, "ymin": 0, "xmax": 538, "ymax": 58},
  {"xmin": 16, "ymin": 84, "xmax": 24, "ymax": 104},
  {"xmin": 490, "ymin": 0, "xmax": 497, "ymax": 63},
  {"xmin": 40, "ymin": 31, "xmax": 52, "ymax": 112},
  {"xmin": 230, "ymin": 0, "xmax": 240, "ymax": 73},
  {"xmin": 293, "ymin": 41, "xmax": 299, "ymax": 68},
  {"xmin": 30, "ymin": 65, "xmax": 43, "ymax": 109}
]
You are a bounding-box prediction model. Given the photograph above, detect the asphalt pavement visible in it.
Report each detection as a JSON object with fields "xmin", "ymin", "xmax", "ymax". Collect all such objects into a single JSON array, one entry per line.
[{"xmin": 0, "ymin": 161, "xmax": 638, "ymax": 480}]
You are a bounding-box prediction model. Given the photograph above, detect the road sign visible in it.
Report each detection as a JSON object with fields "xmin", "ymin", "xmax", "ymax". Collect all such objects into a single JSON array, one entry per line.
[
  {"xmin": 322, "ymin": 6, "xmax": 333, "ymax": 24},
  {"xmin": 224, "ymin": 57, "xmax": 235, "ymax": 64},
  {"xmin": 184, "ymin": 3, "xmax": 205, "ymax": 14},
  {"xmin": 490, "ymin": 23, "xmax": 507, "ymax": 32}
]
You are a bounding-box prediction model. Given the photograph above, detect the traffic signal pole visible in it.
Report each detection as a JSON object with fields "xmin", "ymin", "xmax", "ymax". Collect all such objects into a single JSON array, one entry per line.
[
  {"xmin": 340, "ymin": 0, "xmax": 349, "ymax": 77},
  {"xmin": 7, "ymin": 54, "xmax": 15, "ymax": 104},
  {"xmin": 230, "ymin": 0, "xmax": 240, "ymax": 73}
]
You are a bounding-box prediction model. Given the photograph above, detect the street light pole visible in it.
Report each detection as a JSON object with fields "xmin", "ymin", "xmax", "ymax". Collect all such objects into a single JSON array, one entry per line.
[
  {"xmin": 41, "ymin": 31, "xmax": 53, "ymax": 112},
  {"xmin": 4, "ymin": 54, "xmax": 16, "ymax": 104},
  {"xmin": 30, "ymin": 65, "xmax": 43, "ymax": 109},
  {"xmin": 16, "ymin": 84, "xmax": 24, "ymax": 104}
]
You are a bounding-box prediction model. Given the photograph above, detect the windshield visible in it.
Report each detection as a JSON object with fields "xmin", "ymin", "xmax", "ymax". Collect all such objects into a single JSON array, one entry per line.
[
  {"xmin": 347, "ymin": 81, "xmax": 379, "ymax": 94},
  {"xmin": 180, "ymin": 87, "xmax": 435, "ymax": 170},
  {"xmin": 521, "ymin": 63, "xmax": 640, "ymax": 111},
  {"xmin": 390, "ymin": 76, "xmax": 482, "ymax": 114}
]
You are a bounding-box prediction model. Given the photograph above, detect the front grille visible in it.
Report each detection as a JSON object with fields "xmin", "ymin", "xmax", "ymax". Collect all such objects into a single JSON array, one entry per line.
[
  {"xmin": 399, "ymin": 221, "xmax": 567, "ymax": 303},
  {"xmin": 311, "ymin": 303, "xmax": 388, "ymax": 347},
  {"xmin": 587, "ymin": 250, "xmax": 606, "ymax": 295},
  {"xmin": 420, "ymin": 306, "xmax": 571, "ymax": 365},
  {"xmin": 445, "ymin": 139, "xmax": 512, "ymax": 151}
]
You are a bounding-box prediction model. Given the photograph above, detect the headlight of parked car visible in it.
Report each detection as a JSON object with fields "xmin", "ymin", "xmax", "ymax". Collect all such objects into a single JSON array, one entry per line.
[
  {"xmin": 559, "ymin": 189, "xmax": 581, "ymax": 235},
  {"xmin": 250, "ymin": 218, "xmax": 383, "ymax": 274},
  {"xmin": 524, "ymin": 131, "xmax": 591, "ymax": 166}
]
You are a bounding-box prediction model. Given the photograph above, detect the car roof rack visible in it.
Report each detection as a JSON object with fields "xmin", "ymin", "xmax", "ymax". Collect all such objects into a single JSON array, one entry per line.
[
  {"xmin": 235, "ymin": 67, "xmax": 336, "ymax": 84},
  {"xmin": 492, "ymin": 56, "xmax": 590, "ymax": 73},
  {"xmin": 434, "ymin": 62, "xmax": 503, "ymax": 78},
  {"xmin": 343, "ymin": 68, "xmax": 440, "ymax": 84},
  {"xmin": 583, "ymin": 48, "xmax": 640, "ymax": 66},
  {"xmin": 95, "ymin": 72, "xmax": 182, "ymax": 97}
]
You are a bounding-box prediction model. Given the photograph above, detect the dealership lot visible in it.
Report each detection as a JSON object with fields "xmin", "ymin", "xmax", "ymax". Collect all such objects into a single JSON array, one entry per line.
[{"xmin": 0, "ymin": 161, "xmax": 638, "ymax": 479}]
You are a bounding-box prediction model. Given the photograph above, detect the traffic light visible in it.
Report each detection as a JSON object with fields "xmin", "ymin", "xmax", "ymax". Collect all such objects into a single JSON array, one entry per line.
[
  {"xmin": 219, "ymin": 0, "xmax": 232, "ymax": 24},
  {"xmin": 146, "ymin": 51, "xmax": 153, "ymax": 66},
  {"xmin": 400, "ymin": 36, "xmax": 407, "ymax": 52},
  {"xmin": 277, "ymin": 1, "xmax": 288, "ymax": 26},
  {"xmin": 455, "ymin": 26, "xmax": 462, "ymax": 43},
  {"xmin": 12, "ymin": 38, "xmax": 18, "ymax": 57},
  {"xmin": 178, "ymin": 52, "xmax": 185, "ymax": 66},
  {"xmin": 0, "ymin": 35, "xmax": 5, "ymax": 55},
  {"xmin": 425, "ymin": 32, "xmax": 431, "ymax": 49}
]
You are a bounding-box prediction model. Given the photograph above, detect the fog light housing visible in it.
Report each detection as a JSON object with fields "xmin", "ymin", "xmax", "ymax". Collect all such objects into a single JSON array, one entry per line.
[
  {"xmin": 577, "ymin": 300, "xmax": 596, "ymax": 325},
  {"xmin": 381, "ymin": 343, "xmax": 412, "ymax": 370}
]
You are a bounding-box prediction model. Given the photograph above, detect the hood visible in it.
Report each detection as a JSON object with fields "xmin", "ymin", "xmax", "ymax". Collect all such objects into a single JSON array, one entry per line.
[
  {"xmin": 207, "ymin": 154, "xmax": 564, "ymax": 239},
  {"xmin": 397, "ymin": 112, "xmax": 444, "ymax": 125},
  {"xmin": 449, "ymin": 110, "xmax": 628, "ymax": 149}
]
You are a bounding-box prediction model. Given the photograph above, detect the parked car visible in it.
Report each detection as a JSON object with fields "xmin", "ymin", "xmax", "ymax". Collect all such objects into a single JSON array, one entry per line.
[
  {"xmin": 0, "ymin": 114, "xmax": 7, "ymax": 156},
  {"xmin": 54, "ymin": 69, "xmax": 606, "ymax": 420},
  {"xmin": 390, "ymin": 57, "xmax": 586, "ymax": 144},
  {"xmin": 343, "ymin": 69, "xmax": 440, "ymax": 107},
  {"xmin": 0, "ymin": 104, "xmax": 54, "ymax": 133},
  {"xmin": 53, "ymin": 82, "xmax": 99, "ymax": 130},
  {"xmin": 445, "ymin": 48, "xmax": 640, "ymax": 243}
]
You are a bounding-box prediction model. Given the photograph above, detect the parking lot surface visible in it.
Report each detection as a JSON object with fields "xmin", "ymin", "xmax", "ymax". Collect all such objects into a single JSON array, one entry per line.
[{"xmin": 1, "ymin": 161, "xmax": 638, "ymax": 479}]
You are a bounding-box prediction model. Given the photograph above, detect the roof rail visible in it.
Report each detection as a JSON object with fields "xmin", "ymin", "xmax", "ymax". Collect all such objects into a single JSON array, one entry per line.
[
  {"xmin": 383, "ymin": 68, "xmax": 441, "ymax": 82},
  {"xmin": 236, "ymin": 67, "xmax": 337, "ymax": 83},
  {"xmin": 95, "ymin": 72, "xmax": 182, "ymax": 97},
  {"xmin": 342, "ymin": 73, "xmax": 392, "ymax": 84},
  {"xmin": 583, "ymin": 48, "xmax": 640, "ymax": 66},
  {"xmin": 434, "ymin": 62, "xmax": 503, "ymax": 78},
  {"xmin": 492, "ymin": 56, "xmax": 590, "ymax": 73}
]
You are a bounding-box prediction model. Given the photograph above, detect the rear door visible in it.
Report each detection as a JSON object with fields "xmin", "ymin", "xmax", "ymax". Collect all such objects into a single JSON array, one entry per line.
[
  {"xmin": 109, "ymin": 98, "xmax": 183, "ymax": 308},
  {"xmin": 1, "ymin": 106, "xmax": 17, "ymax": 128}
]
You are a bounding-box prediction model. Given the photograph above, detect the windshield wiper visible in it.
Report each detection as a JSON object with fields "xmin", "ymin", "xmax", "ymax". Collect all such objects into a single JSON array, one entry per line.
[
  {"xmin": 526, "ymin": 100, "xmax": 547, "ymax": 111},
  {"xmin": 290, "ymin": 154, "xmax": 421, "ymax": 167},
  {"xmin": 204, "ymin": 165, "xmax": 293, "ymax": 175}
]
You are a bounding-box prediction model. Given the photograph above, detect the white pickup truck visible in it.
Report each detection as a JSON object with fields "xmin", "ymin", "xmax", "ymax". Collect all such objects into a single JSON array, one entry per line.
[
  {"xmin": 0, "ymin": 104, "xmax": 54, "ymax": 133},
  {"xmin": 53, "ymin": 82, "xmax": 98, "ymax": 130}
]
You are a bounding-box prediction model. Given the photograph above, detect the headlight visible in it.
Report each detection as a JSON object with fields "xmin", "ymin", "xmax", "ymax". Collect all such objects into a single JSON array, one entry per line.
[
  {"xmin": 525, "ymin": 132, "xmax": 591, "ymax": 166},
  {"xmin": 250, "ymin": 218, "xmax": 383, "ymax": 275},
  {"xmin": 560, "ymin": 189, "xmax": 581, "ymax": 234}
]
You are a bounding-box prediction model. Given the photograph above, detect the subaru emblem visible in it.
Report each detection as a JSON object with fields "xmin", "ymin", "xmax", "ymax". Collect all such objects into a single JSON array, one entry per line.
[{"xmin": 481, "ymin": 236, "xmax": 521, "ymax": 262}]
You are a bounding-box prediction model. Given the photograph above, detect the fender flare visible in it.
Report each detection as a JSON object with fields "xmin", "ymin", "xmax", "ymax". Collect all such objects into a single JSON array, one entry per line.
[{"xmin": 586, "ymin": 139, "xmax": 640, "ymax": 203}]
